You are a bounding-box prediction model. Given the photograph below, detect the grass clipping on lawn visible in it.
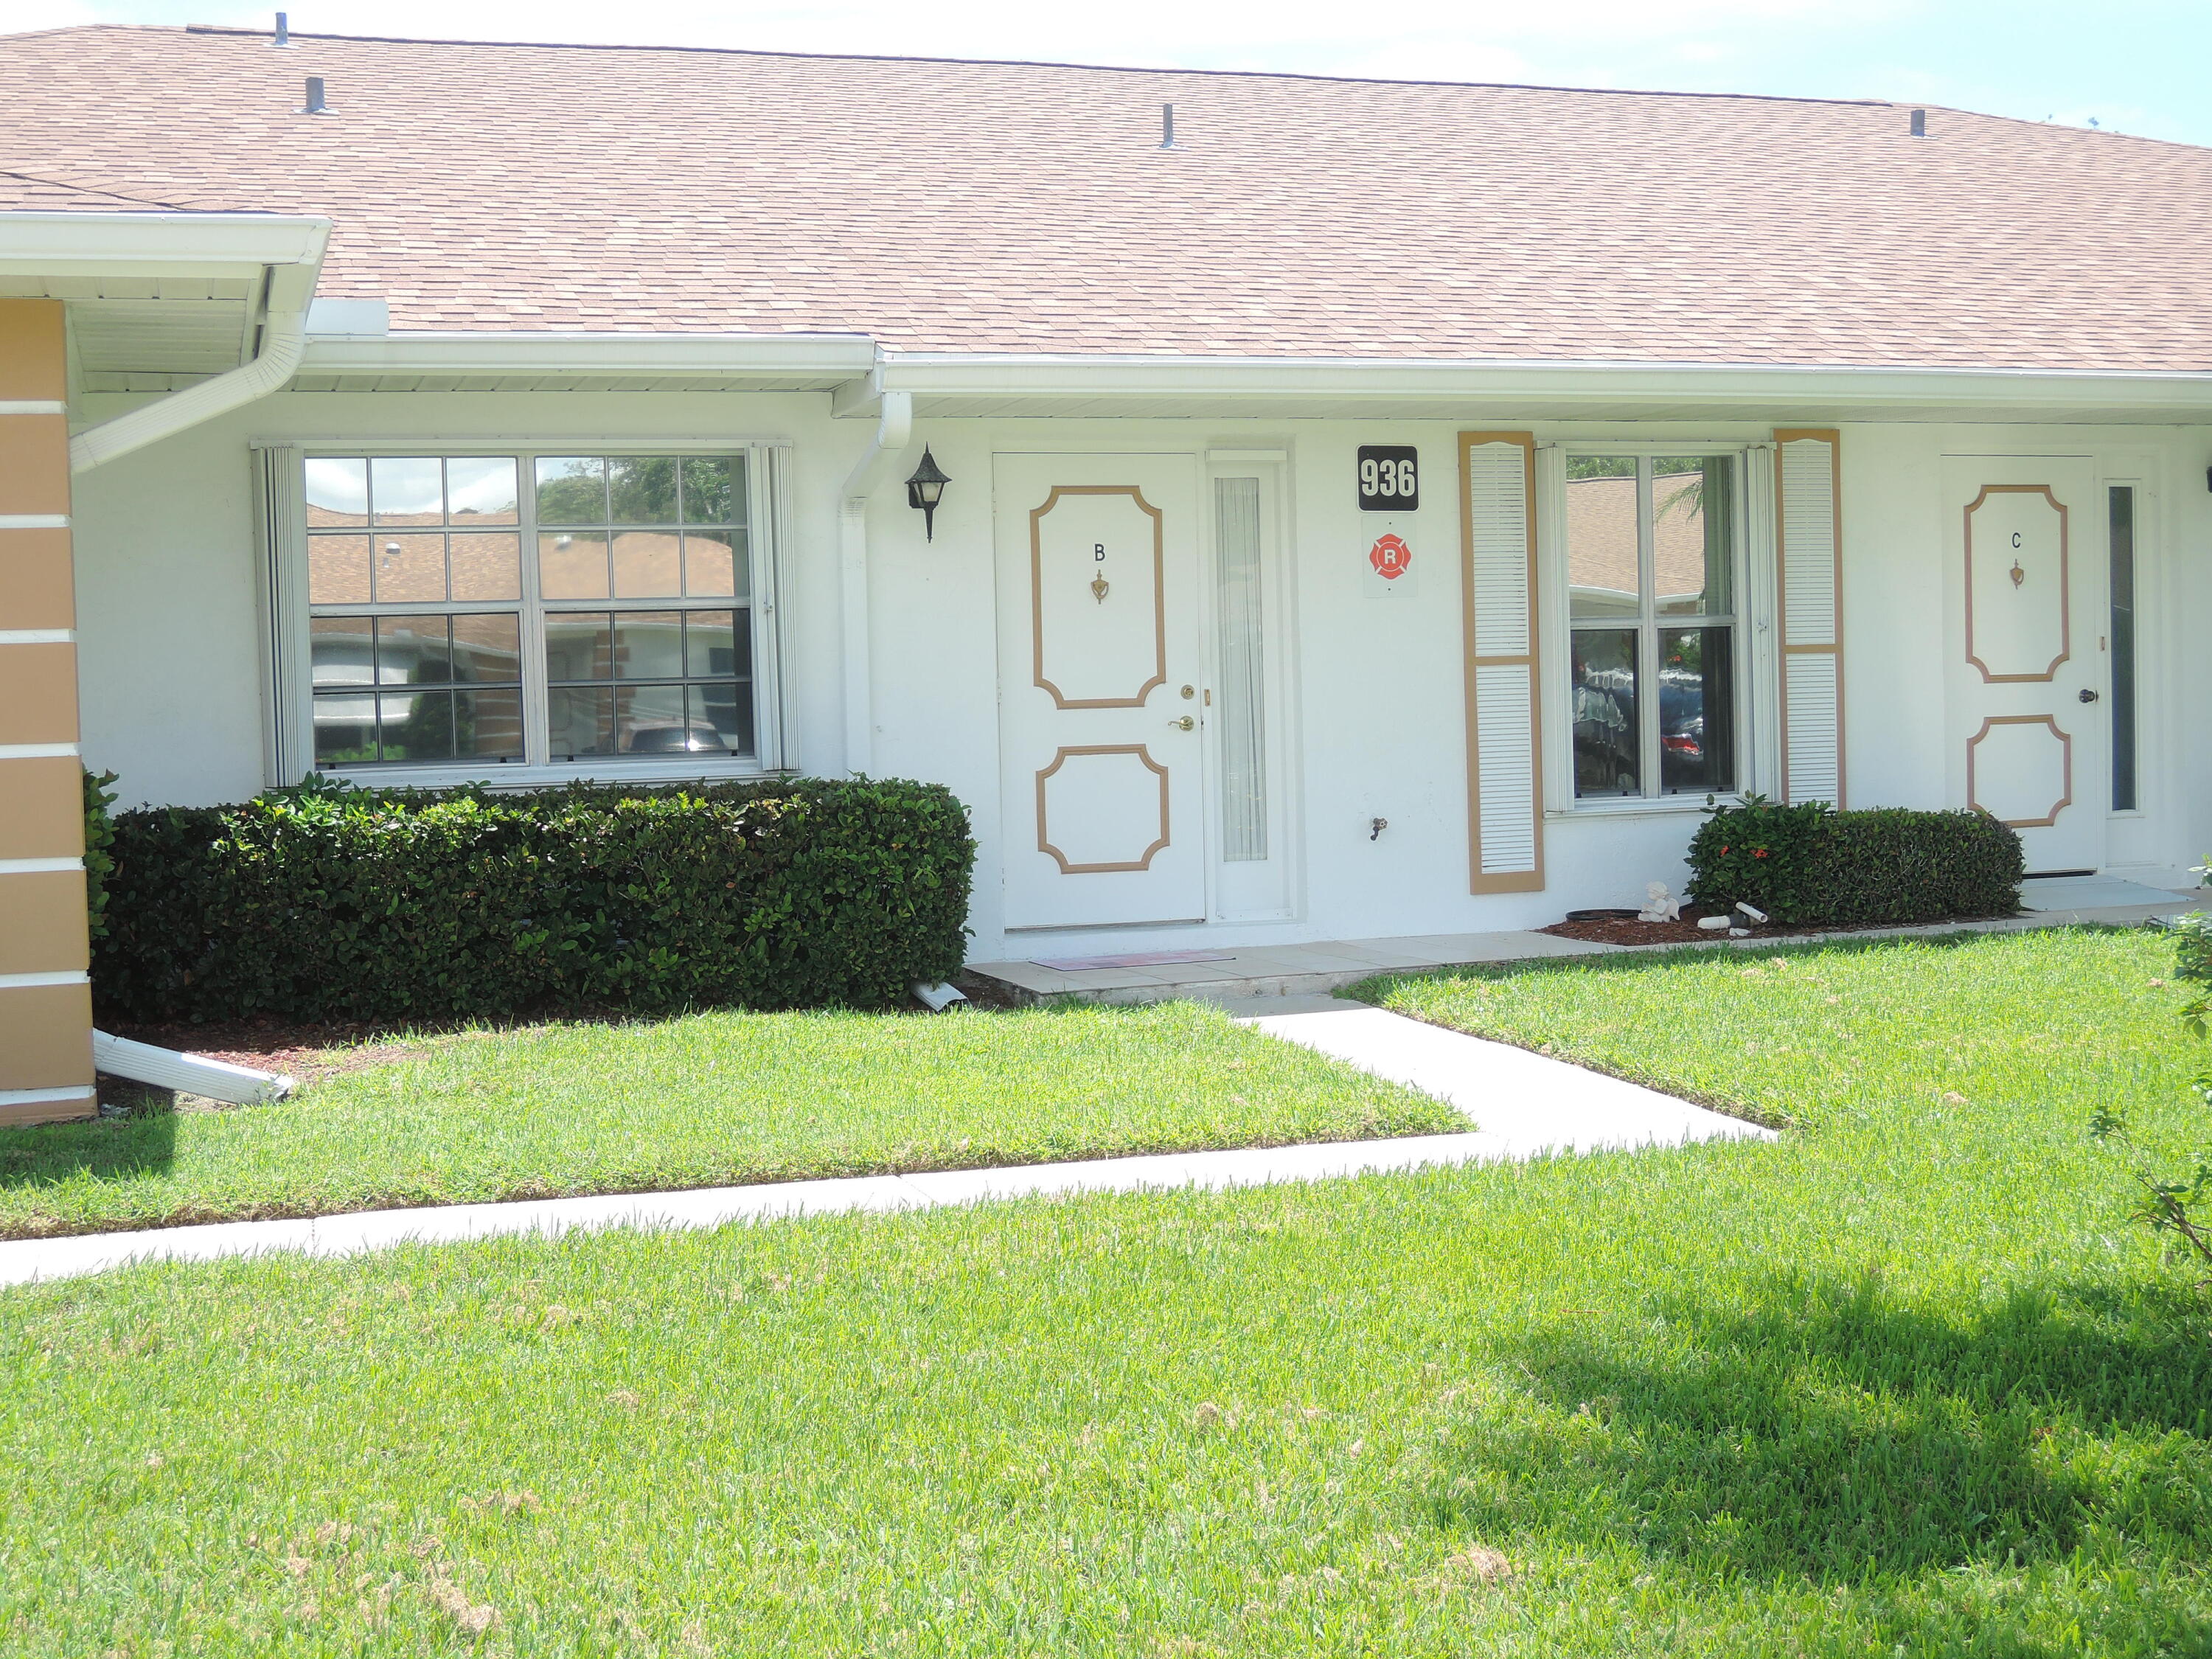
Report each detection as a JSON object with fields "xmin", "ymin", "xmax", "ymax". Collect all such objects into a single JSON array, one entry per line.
[
  {"xmin": 1, "ymin": 929, "xmax": 2207, "ymax": 1655},
  {"xmin": 0, "ymin": 1001, "xmax": 1460, "ymax": 1239}
]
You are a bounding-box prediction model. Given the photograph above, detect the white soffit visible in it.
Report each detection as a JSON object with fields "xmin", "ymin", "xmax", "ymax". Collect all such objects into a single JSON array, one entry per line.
[{"xmin": 0, "ymin": 211, "xmax": 331, "ymax": 392}]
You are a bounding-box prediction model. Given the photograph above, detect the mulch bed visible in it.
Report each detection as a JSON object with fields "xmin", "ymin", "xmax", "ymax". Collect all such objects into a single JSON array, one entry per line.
[
  {"xmin": 92, "ymin": 1018, "xmax": 516, "ymax": 1112},
  {"xmin": 104, "ymin": 1018, "xmax": 467, "ymax": 1083},
  {"xmin": 1539, "ymin": 906, "xmax": 2016, "ymax": 947}
]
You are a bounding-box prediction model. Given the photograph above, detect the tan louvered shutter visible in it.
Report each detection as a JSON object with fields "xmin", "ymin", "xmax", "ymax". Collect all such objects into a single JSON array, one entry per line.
[
  {"xmin": 1459, "ymin": 431, "xmax": 1544, "ymax": 892},
  {"xmin": 1775, "ymin": 428, "xmax": 1844, "ymax": 805}
]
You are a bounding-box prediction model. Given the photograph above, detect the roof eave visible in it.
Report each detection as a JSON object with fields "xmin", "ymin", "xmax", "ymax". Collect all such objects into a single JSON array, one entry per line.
[
  {"xmin": 299, "ymin": 330, "xmax": 880, "ymax": 381},
  {"xmin": 858, "ymin": 351, "xmax": 2212, "ymax": 421},
  {"xmin": 0, "ymin": 209, "xmax": 332, "ymax": 282}
]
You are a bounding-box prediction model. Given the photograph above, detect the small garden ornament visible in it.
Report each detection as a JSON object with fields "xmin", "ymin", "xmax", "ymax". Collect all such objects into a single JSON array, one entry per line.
[{"xmin": 1638, "ymin": 882, "xmax": 1682, "ymax": 924}]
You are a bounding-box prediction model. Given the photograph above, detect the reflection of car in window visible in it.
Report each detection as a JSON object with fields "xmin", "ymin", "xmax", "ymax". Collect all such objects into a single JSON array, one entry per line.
[
  {"xmin": 625, "ymin": 723, "xmax": 731, "ymax": 754},
  {"xmin": 1658, "ymin": 672, "xmax": 1705, "ymax": 787},
  {"xmin": 1572, "ymin": 678, "xmax": 1636, "ymax": 796}
]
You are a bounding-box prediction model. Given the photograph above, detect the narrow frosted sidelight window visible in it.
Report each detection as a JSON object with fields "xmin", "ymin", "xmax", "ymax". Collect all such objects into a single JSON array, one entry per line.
[
  {"xmin": 2110, "ymin": 485, "xmax": 2137, "ymax": 811},
  {"xmin": 1214, "ymin": 477, "xmax": 1267, "ymax": 861}
]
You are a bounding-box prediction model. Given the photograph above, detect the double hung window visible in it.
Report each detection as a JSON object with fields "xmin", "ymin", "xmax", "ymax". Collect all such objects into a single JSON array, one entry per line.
[
  {"xmin": 1564, "ymin": 453, "xmax": 1742, "ymax": 801},
  {"xmin": 299, "ymin": 451, "xmax": 767, "ymax": 773}
]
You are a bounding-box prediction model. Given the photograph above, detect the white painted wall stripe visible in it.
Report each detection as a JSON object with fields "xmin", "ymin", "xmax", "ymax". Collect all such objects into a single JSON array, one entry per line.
[
  {"xmin": 0, "ymin": 858, "xmax": 84, "ymax": 875},
  {"xmin": 0, "ymin": 745, "xmax": 81, "ymax": 760},
  {"xmin": 0, "ymin": 401, "xmax": 68, "ymax": 417},
  {"xmin": 0, "ymin": 970, "xmax": 90, "ymax": 990},
  {"xmin": 0, "ymin": 1085, "xmax": 96, "ymax": 1109},
  {"xmin": 0, "ymin": 630, "xmax": 74, "ymax": 645},
  {"xmin": 0, "ymin": 515, "xmax": 69, "ymax": 530}
]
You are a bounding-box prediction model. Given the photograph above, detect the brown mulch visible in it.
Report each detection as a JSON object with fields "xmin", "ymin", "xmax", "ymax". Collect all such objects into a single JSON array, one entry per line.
[
  {"xmin": 92, "ymin": 1018, "xmax": 521, "ymax": 1111},
  {"xmin": 1539, "ymin": 906, "xmax": 2017, "ymax": 947}
]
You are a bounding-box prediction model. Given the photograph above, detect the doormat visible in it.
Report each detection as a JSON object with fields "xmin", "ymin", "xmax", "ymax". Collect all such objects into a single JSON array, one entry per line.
[{"xmin": 1030, "ymin": 950, "xmax": 1237, "ymax": 972}]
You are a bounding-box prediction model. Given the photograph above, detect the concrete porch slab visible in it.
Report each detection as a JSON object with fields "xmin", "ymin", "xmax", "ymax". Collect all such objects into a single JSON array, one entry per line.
[{"xmin": 968, "ymin": 930, "xmax": 1616, "ymax": 1005}]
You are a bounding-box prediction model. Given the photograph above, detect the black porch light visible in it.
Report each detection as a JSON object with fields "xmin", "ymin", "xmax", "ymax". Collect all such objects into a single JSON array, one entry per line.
[{"xmin": 905, "ymin": 445, "xmax": 951, "ymax": 541}]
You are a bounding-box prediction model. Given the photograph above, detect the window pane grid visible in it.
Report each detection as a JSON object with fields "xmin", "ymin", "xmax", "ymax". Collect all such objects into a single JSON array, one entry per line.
[
  {"xmin": 305, "ymin": 451, "xmax": 756, "ymax": 770},
  {"xmin": 1565, "ymin": 452, "xmax": 1742, "ymax": 802}
]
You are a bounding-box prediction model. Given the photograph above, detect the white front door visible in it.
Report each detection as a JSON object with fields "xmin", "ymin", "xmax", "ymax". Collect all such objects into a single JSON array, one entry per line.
[
  {"xmin": 995, "ymin": 454, "xmax": 1206, "ymax": 929},
  {"xmin": 1942, "ymin": 456, "xmax": 2107, "ymax": 873}
]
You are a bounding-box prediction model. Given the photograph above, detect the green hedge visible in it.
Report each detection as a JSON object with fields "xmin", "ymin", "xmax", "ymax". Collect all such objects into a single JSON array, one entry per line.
[
  {"xmin": 1686, "ymin": 796, "xmax": 2023, "ymax": 926},
  {"xmin": 83, "ymin": 765, "xmax": 117, "ymax": 943},
  {"xmin": 93, "ymin": 777, "xmax": 974, "ymax": 1025}
]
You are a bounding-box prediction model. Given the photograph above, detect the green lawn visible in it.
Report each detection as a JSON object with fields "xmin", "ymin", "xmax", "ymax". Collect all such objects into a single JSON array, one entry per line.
[
  {"xmin": 4, "ymin": 928, "xmax": 2209, "ymax": 1655},
  {"xmin": 0, "ymin": 1001, "xmax": 1458, "ymax": 1239}
]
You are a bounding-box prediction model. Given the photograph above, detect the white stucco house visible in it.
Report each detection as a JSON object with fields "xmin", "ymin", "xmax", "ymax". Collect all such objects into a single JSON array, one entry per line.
[{"xmin": 3, "ymin": 23, "xmax": 2209, "ymax": 1113}]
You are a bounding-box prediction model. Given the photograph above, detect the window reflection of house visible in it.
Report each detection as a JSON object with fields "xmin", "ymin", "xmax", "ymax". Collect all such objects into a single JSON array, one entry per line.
[{"xmin": 1564, "ymin": 457, "xmax": 1739, "ymax": 801}]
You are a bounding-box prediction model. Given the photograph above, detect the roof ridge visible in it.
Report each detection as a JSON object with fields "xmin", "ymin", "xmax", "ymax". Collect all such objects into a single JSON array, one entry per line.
[{"xmin": 161, "ymin": 22, "xmax": 1895, "ymax": 111}]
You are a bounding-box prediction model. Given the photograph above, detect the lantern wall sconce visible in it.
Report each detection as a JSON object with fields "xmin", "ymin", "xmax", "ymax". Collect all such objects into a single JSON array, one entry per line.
[{"xmin": 906, "ymin": 446, "xmax": 950, "ymax": 541}]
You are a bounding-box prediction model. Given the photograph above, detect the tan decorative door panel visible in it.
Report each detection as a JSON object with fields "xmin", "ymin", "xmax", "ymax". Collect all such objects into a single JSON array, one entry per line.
[
  {"xmin": 1943, "ymin": 458, "xmax": 2105, "ymax": 873},
  {"xmin": 996, "ymin": 456, "xmax": 1204, "ymax": 928}
]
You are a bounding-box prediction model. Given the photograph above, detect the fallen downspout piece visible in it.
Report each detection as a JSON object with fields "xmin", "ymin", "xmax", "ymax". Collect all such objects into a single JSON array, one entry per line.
[
  {"xmin": 912, "ymin": 981, "xmax": 969, "ymax": 1012},
  {"xmin": 92, "ymin": 1030, "xmax": 295, "ymax": 1105}
]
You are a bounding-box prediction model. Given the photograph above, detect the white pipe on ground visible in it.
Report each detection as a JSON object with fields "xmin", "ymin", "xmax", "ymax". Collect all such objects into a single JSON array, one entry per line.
[{"xmin": 91, "ymin": 1030, "xmax": 294, "ymax": 1105}]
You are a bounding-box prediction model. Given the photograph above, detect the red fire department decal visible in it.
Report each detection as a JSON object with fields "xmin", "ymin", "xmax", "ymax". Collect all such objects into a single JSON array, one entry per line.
[{"xmin": 1368, "ymin": 533, "xmax": 1412, "ymax": 580}]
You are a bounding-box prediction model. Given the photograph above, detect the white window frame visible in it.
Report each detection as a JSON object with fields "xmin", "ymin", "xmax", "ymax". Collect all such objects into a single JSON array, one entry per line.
[
  {"xmin": 1537, "ymin": 439, "xmax": 1779, "ymax": 816},
  {"xmin": 260, "ymin": 440, "xmax": 787, "ymax": 790}
]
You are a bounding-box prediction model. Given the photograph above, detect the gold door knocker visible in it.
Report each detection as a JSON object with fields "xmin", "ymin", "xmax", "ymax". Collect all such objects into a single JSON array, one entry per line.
[
  {"xmin": 1091, "ymin": 574, "xmax": 1109, "ymax": 604},
  {"xmin": 2010, "ymin": 560, "xmax": 2025, "ymax": 588}
]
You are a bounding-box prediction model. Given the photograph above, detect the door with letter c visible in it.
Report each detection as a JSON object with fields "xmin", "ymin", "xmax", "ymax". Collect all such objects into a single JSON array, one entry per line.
[{"xmin": 1942, "ymin": 456, "xmax": 2107, "ymax": 874}]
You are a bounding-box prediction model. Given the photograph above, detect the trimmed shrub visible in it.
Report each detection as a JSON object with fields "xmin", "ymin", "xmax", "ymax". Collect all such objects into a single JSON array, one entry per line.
[
  {"xmin": 83, "ymin": 766, "xmax": 118, "ymax": 943},
  {"xmin": 1687, "ymin": 796, "xmax": 2023, "ymax": 925},
  {"xmin": 93, "ymin": 777, "xmax": 974, "ymax": 1025}
]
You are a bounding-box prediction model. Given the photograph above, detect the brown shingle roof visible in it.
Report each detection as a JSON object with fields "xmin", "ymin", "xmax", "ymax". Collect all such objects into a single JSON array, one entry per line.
[{"xmin": 5, "ymin": 24, "xmax": 2211, "ymax": 370}]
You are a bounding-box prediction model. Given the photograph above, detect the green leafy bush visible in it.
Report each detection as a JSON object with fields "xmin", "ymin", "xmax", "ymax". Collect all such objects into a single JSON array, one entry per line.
[
  {"xmin": 1687, "ymin": 796, "xmax": 2023, "ymax": 925},
  {"xmin": 82, "ymin": 766, "xmax": 118, "ymax": 943},
  {"xmin": 93, "ymin": 777, "xmax": 974, "ymax": 1024},
  {"xmin": 2092, "ymin": 900, "xmax": 2212, "ymax": 1274}
]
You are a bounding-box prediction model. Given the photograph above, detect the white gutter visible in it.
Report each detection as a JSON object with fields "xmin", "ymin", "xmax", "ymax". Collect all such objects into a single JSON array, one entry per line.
[
  {"xmin": 69, "ymin": 219, "xmax": 330, "ymax": 473},
  {"xmin": 302, "ymin": 329, "xmax": 877, "ymax": 380},
  {"xmin": 838, "ymin": 389, "xmax": 915, "ymax": 777},
  {"xmin": 0, "ymin": 210, "xmax": 329, "ymax": 279},
  {"xmin": 846, "ymin": 350, "xmax": 2212, "ymax": 420}
]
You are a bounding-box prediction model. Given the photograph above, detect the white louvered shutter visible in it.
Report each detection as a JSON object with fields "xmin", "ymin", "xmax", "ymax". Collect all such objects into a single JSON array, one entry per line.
[
  {"xmin": 256, "ymin": 444, "xmax": 311, "ymax": 787},
  {"xmin": 1458, "ymin": 432, "xmax": 1544, "ymax": 892},
  {"xmin": 1775, "ymin": 429, "xmax": 1844, "ymax": 805}
]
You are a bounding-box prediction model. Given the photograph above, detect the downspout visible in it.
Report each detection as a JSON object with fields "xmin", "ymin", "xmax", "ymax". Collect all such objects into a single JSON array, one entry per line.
[
  {"xmin": 69, "ymin": 224, "xmax": 328, "ymax": 473},
  {"xmin": 832, "ymin": 390, "xmax": 964, "ymax": 1013},
  {"xmin": 837, "ymin": 388, "xmax": 913, "ymax": 776},
  {"xmin": 66, "ymin": 231, "xmax": 325, "ymax": 1097}
]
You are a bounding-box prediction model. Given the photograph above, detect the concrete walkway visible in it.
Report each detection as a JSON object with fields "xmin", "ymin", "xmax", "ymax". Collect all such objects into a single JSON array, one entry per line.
[
  {"xmin": 1231, "ymin": 995, "xmax": 1773, "ymax": 1158},
  {"xmin": 0, "ymin": 998, "xmax": 1773, "ymax": 1289}
]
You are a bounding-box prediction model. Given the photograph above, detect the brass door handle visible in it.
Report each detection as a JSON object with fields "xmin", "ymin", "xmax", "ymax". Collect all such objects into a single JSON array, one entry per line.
[{"xmin": 1168, "ymin": 716, "xmax": 1194, "ymax": 731}]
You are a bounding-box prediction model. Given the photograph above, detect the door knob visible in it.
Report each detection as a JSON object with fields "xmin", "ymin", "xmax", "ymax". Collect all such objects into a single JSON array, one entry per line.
[
  {"xmin": 2078, "ymin": 688, "xmax": 2099, "ymax": 703},
  {"xmin": 1168, "ymin": 715, "xmax": 1194, "ymax": 731}
]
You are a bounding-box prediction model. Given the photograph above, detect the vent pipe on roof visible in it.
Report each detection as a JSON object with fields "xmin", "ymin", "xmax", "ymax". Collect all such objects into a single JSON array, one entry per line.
[
  {"xmin": 301, "ymin": 74, "xmax": 328, "ymax": 114},
  {"xmin": 1910, "ymin": 108, "xmax": 1927, "ymax": 137},
  {"xmin": 1160, "ymin": 103, "xmax": 1177, "ymax": 149},
  {"xmin": 274, "ymin": 11, "xmax": 289, "ymax": 46}
]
